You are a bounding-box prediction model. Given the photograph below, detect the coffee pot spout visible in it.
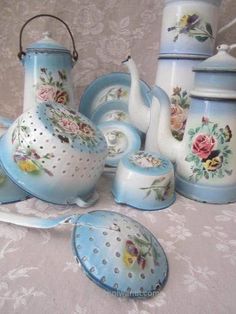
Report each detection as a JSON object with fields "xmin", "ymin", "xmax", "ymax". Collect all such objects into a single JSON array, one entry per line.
[{"xmin": 122, "ymin": 56, "xmax": 150, "ymax": 133}]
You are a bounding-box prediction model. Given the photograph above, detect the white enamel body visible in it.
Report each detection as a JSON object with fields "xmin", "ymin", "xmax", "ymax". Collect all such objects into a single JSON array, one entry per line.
[{"xmin": 159, "ymin": 0, "xmax": 222, "ymax": 56}]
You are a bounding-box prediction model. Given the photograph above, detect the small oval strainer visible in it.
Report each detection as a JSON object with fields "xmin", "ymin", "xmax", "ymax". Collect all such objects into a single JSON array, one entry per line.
[{"xmin": 0, "ymin": 210, "xmax": 168, "ymax": 298}]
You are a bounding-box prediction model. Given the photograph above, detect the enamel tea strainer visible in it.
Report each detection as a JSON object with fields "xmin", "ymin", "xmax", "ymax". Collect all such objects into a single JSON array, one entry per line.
[{"xmin": 0, "ymin": 210, "xmax": 168, "ymax": 298}]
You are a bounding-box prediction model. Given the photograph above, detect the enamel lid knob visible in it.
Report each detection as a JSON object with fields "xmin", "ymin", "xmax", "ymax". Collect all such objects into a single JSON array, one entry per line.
[
  {"xmin": 27, "ymin": 32, "xmax": 70, "ymax": 52},
  {"xmin": 72, "ymin": 210, "xmax": 168, "ymax": 298}
]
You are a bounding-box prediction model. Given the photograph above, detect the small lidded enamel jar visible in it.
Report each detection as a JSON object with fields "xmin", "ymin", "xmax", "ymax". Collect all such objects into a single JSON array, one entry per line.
[
  {"xmin": 112, "ymin": 151, "xmax": 175, "ymax": 210},
  {"xmin": 159, "ymin": 0, "xmax": 222, "ymax": 57}
]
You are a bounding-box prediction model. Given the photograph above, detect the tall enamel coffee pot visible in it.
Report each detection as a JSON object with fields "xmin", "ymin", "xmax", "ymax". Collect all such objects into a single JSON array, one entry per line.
[
  {"xmin": 125, "ymin": 45, "xmax": 236, "ymax": 204},
  {"xmin": 18, "ymin": 14, "xmax": 78, "ymax": 111}
]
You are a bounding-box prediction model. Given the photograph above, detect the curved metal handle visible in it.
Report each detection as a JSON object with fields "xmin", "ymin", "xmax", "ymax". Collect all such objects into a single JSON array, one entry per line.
[{"xmin": 17, "ymin": 14, "xmax": 78, "ymax": 62}]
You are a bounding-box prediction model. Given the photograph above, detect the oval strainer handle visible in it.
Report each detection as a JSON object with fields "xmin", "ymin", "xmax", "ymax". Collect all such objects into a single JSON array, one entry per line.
[{"xmin": 17, "ymin": 14, "xmax": 78, "ymax": 62}]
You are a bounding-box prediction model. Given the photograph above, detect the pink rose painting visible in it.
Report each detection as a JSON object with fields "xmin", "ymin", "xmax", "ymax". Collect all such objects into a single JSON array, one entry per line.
[
  {"xmin": 192, "ymin": 134, "xmax": 216, "ymax": 159},
  {"xmin": 57, "ymin": 118, "xmax": 80, "ymax": 135},
  {"xmin": 36, "ymin": 68, "xmax": 69, "ymax": 106},
  {"xmin": 36, "ymin": 85, "xmax": 57, "ymax": 103},
  {"xmin": 186, "ymin": 117, "xmax": 233, "ymax": 182}
]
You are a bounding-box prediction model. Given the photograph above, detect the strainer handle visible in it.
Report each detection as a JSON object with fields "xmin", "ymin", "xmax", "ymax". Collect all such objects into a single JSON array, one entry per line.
[{"xmin": 17, "ymin": 14, "xmax": 78, "ymax": 62}]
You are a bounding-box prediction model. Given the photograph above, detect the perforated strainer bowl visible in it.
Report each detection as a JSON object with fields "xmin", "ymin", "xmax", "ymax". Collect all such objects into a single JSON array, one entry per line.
[
  {"xmin": 0, "ymin": 103, "xmax": 107, "ymax": 206},
  {"xmin": 72, "ymin": 210, "xmax": 168, "ymax": 298}
]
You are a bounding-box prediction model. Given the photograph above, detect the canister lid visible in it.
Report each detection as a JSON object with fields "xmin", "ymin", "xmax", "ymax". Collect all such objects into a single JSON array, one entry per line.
[
  {"xmin": 193, "ymin": 45, "xmax": 236, "ymax": 73},
  {"xmin": 165, "ymin": 0, "xmax": 222, "ymax": 6},
  {"xmin": 26, "ymin": 32, "xmax": 70, "ymax": 53}
]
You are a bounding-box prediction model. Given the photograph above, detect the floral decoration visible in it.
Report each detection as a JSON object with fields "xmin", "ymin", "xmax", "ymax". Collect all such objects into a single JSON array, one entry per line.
[
  {"xmin": 123, "ymin": 233, "xmax": 160, "ymax": 270},
  {"xmin": 170, "ymin": 87, "xmax": 190, "ymax": 141},
  {"xmin": 168, "ymin": 14, "xmax": 214, "ymax": 42},
  {"xmin": 11, "ymin": 121, "xmax": 54, "ymax": 176},
  {"xmin": 140, "ymin": 177, "xmax": 174, "ymax": 201},
  {"xmin": 185, "ymin": 117, "xmax": 233, "ymax": 182},
  {"xmin": 36, "ymin": 68, "xmax": 69, "ymax": 106},
  {"xmin": 0, "ymin": 167, "xmax": 6, "ymax": 186},
  {"xmin": 106, "ymin": 130, "xmax": 125, "ymax": 157},
  {"xmin": 46, "ymin": 104, "xmax": 101, "ymax": 147},
  {"xmin": 97, "ymin": 87, "xmax": 129, "ymax": 105},
  {"xmin": 129, "ymin": 151, "xmax": 168, "ymax": 168},
  {"xmin": 105, "ymin": 110, "xmax": 128, "ymax": 122}
]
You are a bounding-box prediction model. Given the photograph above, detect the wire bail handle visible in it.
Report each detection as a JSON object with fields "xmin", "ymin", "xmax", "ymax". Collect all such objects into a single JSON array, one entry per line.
[{"xmin": 17, "ymin": 14, "xmax": 78, "ymax": 63}]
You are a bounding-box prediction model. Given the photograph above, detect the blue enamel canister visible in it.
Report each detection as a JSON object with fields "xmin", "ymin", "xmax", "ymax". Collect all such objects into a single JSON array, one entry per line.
[{"xmin": 18, "ymin": 14, "xmax": 78, "ymax": 112}]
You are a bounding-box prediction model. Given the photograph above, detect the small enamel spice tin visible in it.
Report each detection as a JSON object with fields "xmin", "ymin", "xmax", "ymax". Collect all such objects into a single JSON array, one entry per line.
[{"xmin": 112, "ymin": 151, "xmax": 175, "ymax": 210}]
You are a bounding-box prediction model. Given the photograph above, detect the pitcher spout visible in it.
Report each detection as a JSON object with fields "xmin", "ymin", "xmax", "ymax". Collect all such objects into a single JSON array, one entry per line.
[
  {"xmin": 152, "ymin": 86, "xmax": 182, "ymax": 163},
  {"xmin": 122, "ymin": 56, "xmax": 150, "ymax": 133}
]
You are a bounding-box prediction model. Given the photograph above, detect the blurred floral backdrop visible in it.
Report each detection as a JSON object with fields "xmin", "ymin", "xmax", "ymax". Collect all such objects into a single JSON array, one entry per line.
[{"xmin": 0, "ymin": 0, "xmax": 235, "ymax": 119}]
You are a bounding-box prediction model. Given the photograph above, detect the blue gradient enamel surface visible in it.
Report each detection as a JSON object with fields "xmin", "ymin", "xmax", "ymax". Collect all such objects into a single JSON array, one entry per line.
[
  {"xmin": 188, "ymin": 97, "xmax": 236, "ymax": 114},
  {"xmin": 91, "ymin": 100, "xmax": 128, "ymax": 124},
  {"xmin": 79, "ymin": 72, "xmax": 152, "ymax": 118},
  {"xmin": 176, "ymin": 175, "xmax": 236, "ymax": 203},
  {"xmin": 72, "ymin": 210, "xmax": 168, "ymax": 298}
]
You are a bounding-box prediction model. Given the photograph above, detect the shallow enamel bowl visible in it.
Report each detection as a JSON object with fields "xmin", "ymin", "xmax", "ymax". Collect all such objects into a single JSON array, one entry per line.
[
  {"xmin": 0, "ymin": 103, "xmax": 107, "ymax": 206},
  {"xmin": 112, "ymin": 151, "xmax": 176, "ymax": 210}
]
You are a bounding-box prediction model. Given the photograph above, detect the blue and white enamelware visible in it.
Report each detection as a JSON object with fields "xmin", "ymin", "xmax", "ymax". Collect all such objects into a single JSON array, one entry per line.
[
  {"xmin": 98, "ymin": 121, "xmax": 141, "ymax": 167},
  {"xmin": 0, "ymin": 117, "xmax": 30, "ymax": 204},
  {"xmin": 18, "ymin": 14, "xmax": 78, "ymax": 112},
  {"xmin": 0, "ymin": 209, "xmax": 168, "ymax": 298},
  {"xmin": 91, "ymin": 100, "xmax": 129, "ymax": 125},
  {"xmin": 79, "ymin": 72, "xmax": 152, "ymax": 118},
  {"xmin": 0, "ymin": 103, "xmax": 107, "ymax": 206},
  {"xmin": 72, "ymin": 210, "xmax": 168, "ymax": 298},
  {"xmin": 159, "ymin": 0, "xmax": 222, "ymax": 57},
  {"xmin": 112, "ymin": 151, "xmax": 176, "ymax": 210}
]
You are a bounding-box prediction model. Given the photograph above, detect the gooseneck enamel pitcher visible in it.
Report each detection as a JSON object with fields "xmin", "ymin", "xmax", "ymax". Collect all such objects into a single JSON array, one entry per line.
[{"xmin": 18, "ymin": 14, "xmax": 78, "ymax": 112}]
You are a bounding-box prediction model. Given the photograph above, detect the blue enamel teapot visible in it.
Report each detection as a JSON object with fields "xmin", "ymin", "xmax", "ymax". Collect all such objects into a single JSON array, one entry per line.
[{"xmin": 18, "ymin": 14, "xmax": 78, "ymax": 112}]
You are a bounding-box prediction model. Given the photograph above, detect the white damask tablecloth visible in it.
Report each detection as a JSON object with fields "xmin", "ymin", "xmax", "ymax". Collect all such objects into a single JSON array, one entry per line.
[{"xmin": 0, "ymin": 174, "xmax": 235, "ymax": 314}]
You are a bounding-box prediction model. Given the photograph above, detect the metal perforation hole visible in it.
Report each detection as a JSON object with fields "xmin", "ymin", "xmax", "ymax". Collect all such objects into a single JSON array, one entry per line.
[
  {"xmin": 30, "ymin": 122, "xmax": 34, "ymax": 125},
  {"xmin": 40, "ymin": 132, "xmax": 43, "ymax": 135},
  {"xmin": 113, "ymin": 283, "xmax": 118, "ymax": 289},
  {"xmin": 53, "ymin": 166, "xmax": 56, "ymax": 169},
  {"xmin": 93, "ymin": 248, "xmax": 99, "ymax": 254},
  {"xmin": 102, "ymin": 259, "xmax": 107, "ymax": 265},
  {"xmin": 33, "ymin": 139, "xmax": 36, "ymax": 142},
  {"xmin": 103, "ymin": 231, "xmax": 108, "ymax": 236},
  {"xmin": 71, "ymin": 155, "xmax": 74, "ymax": 159},
  {"xmin": 67, "ymin": 162, "xmax": 71, "ymax": 166},
  {"xmin": 128, "ymin": 272, "xmax": 132, "ymax": 278},
  {"xmin": 72, "ymin": 174, "xmax": 75, "ymax": 177},
  {"xmin": 101, "ymin": 276, "xmax": 106, "ymax": 283},
  {"xmin": 105, "ymin": 242, "xmax": 110, "ymax": 247},
  {"xmin": 40, "ymin": 146, "xmax": 43, "ymax": 149},
  {"xmin": 115, "ymin": 252, "xmax": 120, "ymax": 258},
  {"xmin": 136, "ymin": 233, "xmax": 141, "ymax": 238},
  {"xmin": 90, "ymin": 267, "xmax": 95, "ymax": 273},
  {"xmin": 62, "ymin": 170, "xmax": 66, "ymax": 174},
  {"xmin": 116, "ymin": 237, "xmax": 121, "ymax": 242},
  {"xmin": 57, "ymin": 158, "xmax": 61, "ymax": 161},
  {"xmin": 82, "ymin": 256, "xmax": 87, "ymax": 262},
  {"xmin": 89, "ymin": 237, "xmax": 94, "ymax": 241},
  {"xmin": 53, "ymin": 146, "xmax": 56, "ymax": 149},
  {"xmin": 140, "ymin": 273, "xmax": 145, "ymax": 279},
  {"xmin": 114, "ymin": 267, "xmax": 119, "ymax": 274},
  {"xmin": 150, "ymin": 268, "xmax": 154, "ymax": 274},
  {"xmin": 77, "ymin": 245, "xmax": 81, "ymax": 249},
  {"xmin": 140, "ymin": 287, "xmax": 144, "ymax": 292}
]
